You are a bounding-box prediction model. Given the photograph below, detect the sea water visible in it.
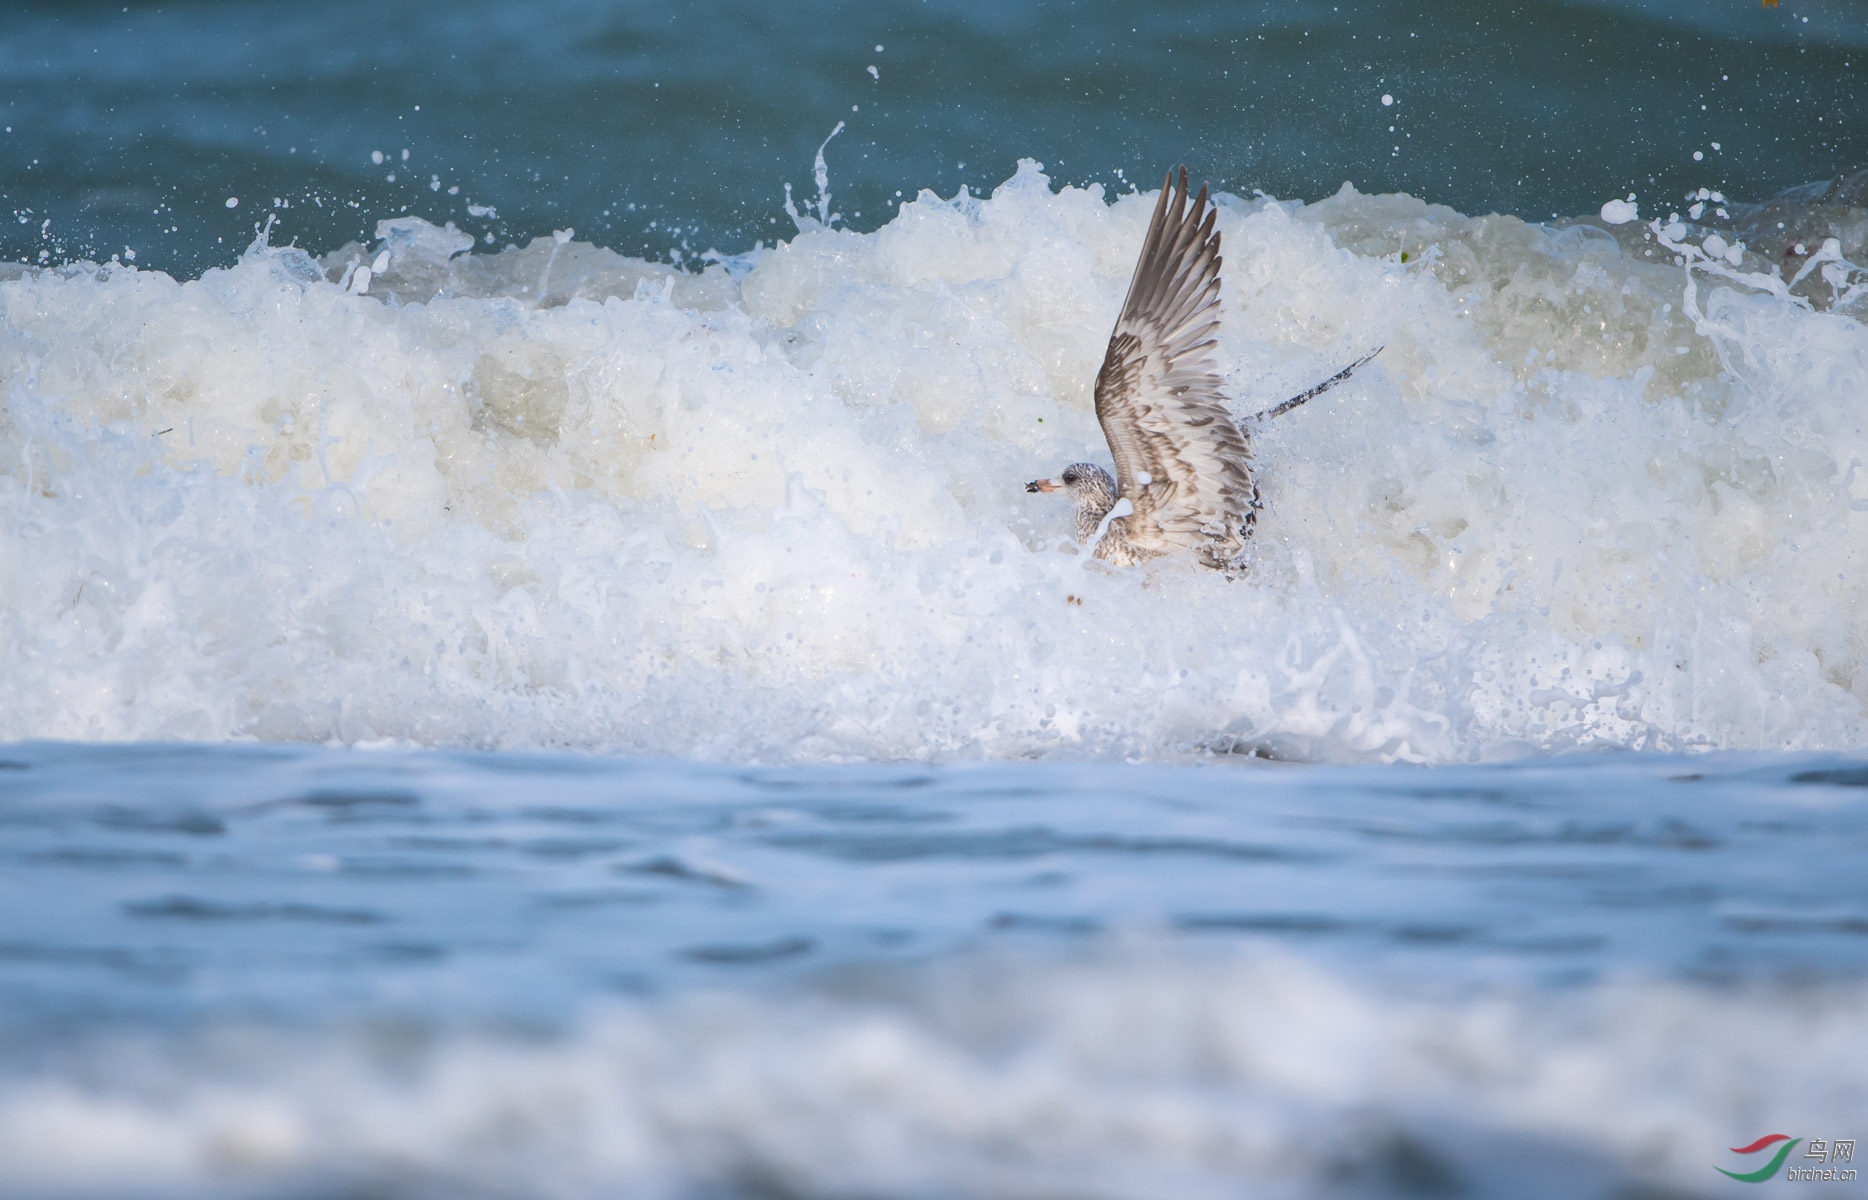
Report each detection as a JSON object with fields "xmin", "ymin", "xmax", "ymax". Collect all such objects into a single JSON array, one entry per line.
[
  {"xmin": 2, "ymin": 745, "xmax": 1866, "ymax": 1199},
  {"xmin": 3, "ymin": 1, "xmax": 1868, "ymax": 1196}
]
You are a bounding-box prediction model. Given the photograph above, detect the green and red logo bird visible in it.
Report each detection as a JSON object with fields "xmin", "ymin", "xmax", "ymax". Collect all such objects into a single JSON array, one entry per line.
[{"xmin": 1717, "ymin": 1135, "xmax": 1800, "ymax": 1182}]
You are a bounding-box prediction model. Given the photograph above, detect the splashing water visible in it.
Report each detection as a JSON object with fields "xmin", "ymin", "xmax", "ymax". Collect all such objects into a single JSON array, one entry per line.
[
  {"xmin": 2, "ymin": 162, "xmax": 1867, "ymax": 761},
  {"xmin": 783, "ymin": 121, "xmax": 847, "ymax": 233}
]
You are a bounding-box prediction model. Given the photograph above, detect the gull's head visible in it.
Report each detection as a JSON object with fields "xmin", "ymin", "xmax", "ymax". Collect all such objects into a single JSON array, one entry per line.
[{"xmin": 1028, "ymin": 462, "xmax": 1117, "ymax": 510}]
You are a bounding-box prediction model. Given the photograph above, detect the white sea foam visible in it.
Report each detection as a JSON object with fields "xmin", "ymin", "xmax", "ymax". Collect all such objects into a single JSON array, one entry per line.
[
  {"xmin": 1597, "ymin": 196, "xmax": 1638, "ymax": 225},
  {"xmin": 0, "ymin": 949, "xmax": 1860, "ymax": 1199},
  {"xmin": 3, "ymin": 161, "xmax": 1867, "ymax": 760}
]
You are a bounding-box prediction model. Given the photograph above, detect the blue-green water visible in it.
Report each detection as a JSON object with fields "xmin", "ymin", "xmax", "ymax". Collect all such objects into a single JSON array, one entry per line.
[{"xmin": 2, "ymin": 0, "xmax": 1862, "ymax": 275}]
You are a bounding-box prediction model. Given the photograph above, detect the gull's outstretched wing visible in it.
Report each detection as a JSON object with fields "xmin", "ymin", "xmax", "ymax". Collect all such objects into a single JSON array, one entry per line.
[
  {"xmin": 1249, "ymin": 346, "xmax": 1384, "ymax": 423},
  {"xmin": 1093, "ymin": 167, "xmax": 1257, "ymax": 568}
]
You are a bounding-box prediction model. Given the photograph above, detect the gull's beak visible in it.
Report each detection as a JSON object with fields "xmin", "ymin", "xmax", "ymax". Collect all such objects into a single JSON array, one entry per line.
[{"xmin": 1026, "ymin": 478, "xmax": 1059, "ymax": 493}]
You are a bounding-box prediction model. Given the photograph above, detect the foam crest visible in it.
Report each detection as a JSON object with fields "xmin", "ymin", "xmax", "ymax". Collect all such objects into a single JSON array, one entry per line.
[
  {"xmin": 3, "ymin": 161, "xmax": 1866, "ymax": 759},
  {"xmin": 1, "ymin": 951, "xmax": 1862, "ymax": 1199}
]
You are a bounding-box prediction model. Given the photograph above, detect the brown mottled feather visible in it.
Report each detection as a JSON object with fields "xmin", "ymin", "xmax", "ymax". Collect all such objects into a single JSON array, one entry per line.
[{"xmin": 1092, "ymin": 167, "xmax": 1258, "ymax": 569}]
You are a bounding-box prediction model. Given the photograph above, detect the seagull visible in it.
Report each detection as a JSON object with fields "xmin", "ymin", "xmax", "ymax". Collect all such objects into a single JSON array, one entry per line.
[{"xmin": 1027, "ymin": 167, "xmax": 1380, "ymax": 569}]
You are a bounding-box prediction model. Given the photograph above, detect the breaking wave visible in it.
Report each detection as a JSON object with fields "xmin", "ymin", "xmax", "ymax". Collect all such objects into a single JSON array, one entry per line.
[{"xmin": 3, "ymin": 162, "xmax": 1867, "ymax": 761}]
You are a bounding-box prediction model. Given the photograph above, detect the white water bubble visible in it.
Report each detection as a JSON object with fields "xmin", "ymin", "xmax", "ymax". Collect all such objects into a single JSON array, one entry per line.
[
  {"xmin": 1701, "ymin": 233, "xmax": 1728, "ymax": 258},
  {"xmin": 1711, "ymin": 142, "xmax": 1721, "ymax": 151},
  {"xmin": 867, "ymin": 65, "xmax": 879, "ymax": 80},
  {"xmin": 1689, "ymin": 202, "xmax": 1704, "ymax": 220},
  {"xmin": 1692, "ymin": 151, "xmax": 1703, "ymax": 161},
  {"xmin": 224, "ymin": 196, "xmax": 238, "ymax": 209},
  {"xmin": 1381, "ymin": 93, "xmax": 1394, "ymax": 106},
  {"xmin": 1599, "ymin": 197, "xmax": 1638, "ymax": 225},
  {"xmin": 371, "ymin": 150, "xmax": 384, "ymax": 165}
]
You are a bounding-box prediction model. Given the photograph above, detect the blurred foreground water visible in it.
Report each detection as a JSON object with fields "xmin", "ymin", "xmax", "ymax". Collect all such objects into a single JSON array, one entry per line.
[{"xmin": 0, "ymin": 743, "xmax": 1864, "ymax": 1198}]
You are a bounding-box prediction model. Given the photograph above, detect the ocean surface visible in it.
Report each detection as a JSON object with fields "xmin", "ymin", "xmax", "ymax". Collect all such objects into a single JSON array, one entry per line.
[{"xmin": 3, "ymin": 1, "xmax": 1868, "ymax": 1196}]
